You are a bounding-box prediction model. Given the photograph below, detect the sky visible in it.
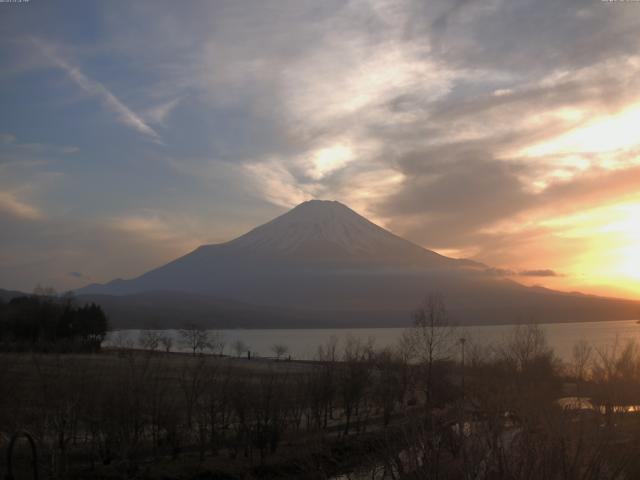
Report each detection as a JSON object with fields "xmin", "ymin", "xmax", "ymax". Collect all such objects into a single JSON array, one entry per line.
[{"xmin": 1, "ymin": 0, "xmax": 640, "ymax": 299}]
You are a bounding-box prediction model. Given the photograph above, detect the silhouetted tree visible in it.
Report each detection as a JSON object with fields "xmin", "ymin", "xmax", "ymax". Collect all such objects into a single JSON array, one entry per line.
[
  {"xmin": 405, "ymin": 293, "xmax": 456, "ymax": 406},
  {"xmin": 271, "ymin": 343, "xmax": 289, "ymax": 360},
  {"xmin": 233, "ymin": 339, "xmax": 248, "ymax": 357},
  {"xmin": 159, "ymin": 334, "xmax": 173, "ymax": 353},
  {"xmin": 179, "ymin": 323, "xmax": 210, "ymax": 356},
  {"xmin": 0, "ymin": 293, "xmax": 108, "ymax": 351},
  {"xmin": 139, "ymin": 330, "xmax": 161, "ymax": 352}
]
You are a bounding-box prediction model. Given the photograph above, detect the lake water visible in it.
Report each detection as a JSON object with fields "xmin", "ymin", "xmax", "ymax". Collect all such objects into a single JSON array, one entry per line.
[{"xmin": 105, "ymin": 319, "xmax": 640, "ymax": 363}]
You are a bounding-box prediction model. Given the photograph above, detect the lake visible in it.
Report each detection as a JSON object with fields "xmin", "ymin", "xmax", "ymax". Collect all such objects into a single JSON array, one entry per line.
[{"xmin": 105, "ymin": 319, "xmax": 640, "ymax": 362}]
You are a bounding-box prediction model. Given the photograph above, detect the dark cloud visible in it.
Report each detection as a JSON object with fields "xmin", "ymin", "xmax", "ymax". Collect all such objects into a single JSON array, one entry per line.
[
  {"xmin": 370, "ymin": 2, "xmax": 640, "ymax": 255},
  {"xmin": 379, "ymin": 154, "xmax": 640, "ymax": 252},
  {"xmin": 484, "ymin": 267, "xmax": 517, "ymax": 277},
  {"xmin": 374, "ymin": 146, "xmax": 535, "ymax": 248},
  {"xmin": 407, "ymin": 0, "xmax": 640, "ymax": 75},
  {"xmin": 519, "ymin": 269, "xmax": 559, "ymax": 277},
  {"xmin": 483, "ymin": 267, "xmax": 559, "ymax": 278}
]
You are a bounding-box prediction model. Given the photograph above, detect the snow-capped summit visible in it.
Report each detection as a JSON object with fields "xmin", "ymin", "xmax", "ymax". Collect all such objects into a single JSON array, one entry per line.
[{"xmin": 225, "ymin": 200, "xmax": 449, "ymax": 263}]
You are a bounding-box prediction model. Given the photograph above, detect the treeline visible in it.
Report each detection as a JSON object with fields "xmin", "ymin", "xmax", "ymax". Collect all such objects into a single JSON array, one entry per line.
[{"xmin": 0, "ymin": 291, "xmax": 108, "ymax": 352}]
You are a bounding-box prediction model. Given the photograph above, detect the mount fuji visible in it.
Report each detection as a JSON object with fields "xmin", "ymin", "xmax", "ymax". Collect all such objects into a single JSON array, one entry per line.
[{"xmin": 77, "ymin": 200, "xmax": 640, "ymax": 328}]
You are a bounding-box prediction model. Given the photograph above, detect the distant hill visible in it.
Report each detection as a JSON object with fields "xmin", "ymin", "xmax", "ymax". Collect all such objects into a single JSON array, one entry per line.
[{"xmin": 0, "ymin": 288, "xmax": 26, "ymax": 302}]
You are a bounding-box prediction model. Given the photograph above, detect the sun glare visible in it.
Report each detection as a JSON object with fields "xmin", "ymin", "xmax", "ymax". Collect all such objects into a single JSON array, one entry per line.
[{"xmin": 544, "ymin": 201, "xmax": 640, "ymax": 296}]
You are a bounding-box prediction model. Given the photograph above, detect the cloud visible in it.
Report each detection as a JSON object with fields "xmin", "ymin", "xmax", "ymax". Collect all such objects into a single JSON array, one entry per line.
[
  {"xmin": 143, "ymin": 98, "xmax": 181, "ymax": 125},
  {"xmin": 0, "ymin": 133, "xmax": 16, "ymax": 145},
  {"xmin": 244, "ymin": 160, "xmax": 318, "ymax": 208},
  {"xmin": 0, "ymin": 191, "xmax": 42, "ymax": 220},
  {"xmin": 0, "ymin": 132, "xmax": 78, "ymax": 165},
  {"xmin": 108, "ymin": 212, "xmax": 203, "ymax": 252},
  {"xmin": 0, "ymin": 208, "xmax": 211, "ymax": 292},
  {"xmin": 30, "ymin": 37, "xmax": 162, "ymax": 142},
  {"xmin": 482, "ymin": 267, "xmax": 559, "ymax": 278},
  {"xmin": 519, "ymin": 269, "xmax": 559, "ymax": 277}
]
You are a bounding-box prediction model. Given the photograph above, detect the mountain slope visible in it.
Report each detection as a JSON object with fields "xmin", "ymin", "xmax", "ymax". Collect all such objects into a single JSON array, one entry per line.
[
  {"xmin": 77, "ymin": 200, "xmax": 640, "ymax": 326},
  {"xmin": 79, "ymin": 200, "xmax": 478, "ymax": 298}
]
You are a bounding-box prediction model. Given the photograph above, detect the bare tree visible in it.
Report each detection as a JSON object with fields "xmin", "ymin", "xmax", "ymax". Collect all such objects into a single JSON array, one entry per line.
[
  {"xmin": 208, "ymin": 331, "xmax": 226, "ymax": 356},
  {"xmin": 591, "ymin": 339, "xmax": 640, "ymax": 421},
  {"xmin": 404, "ymin": 293, "xmax": 456, "ymax": 405},
  {"xmin": 159, "ymin": 334, "xmax": 173, "ymax": 353},
  {"xmin": 570, "ymin": 339, "xmax": 592, "ymax": 395},
  {"xmin": 111, "ymin": 330, "xmax": 134, "ymax": 352},
  {"xmin": 33, "ymin": 284, "xmax": 57, "ymax": 297},
  {"xmin": 233, "ymin": 340, "xmax": 248, "ymax": 357},
  {"xmin": 500, "ymin": 322, "xmax": 553, "ymax": 372},
  {"xmin": 315, "ymin": 336, "xmax": 340, "ymax": 427},
  {"xmin": 179, "ymin": 323, "xmax": 210, "ymax": 356},
  {"xmin": 179, "ymin": 357, "xmax": 209, "ymax": 430},
  {"xmin": 339, "ymin": 336, "xmax": 374, "ymax": 435},
  {"xmin": 271, "ymin": 343, "xmax": 289, "ymax": 360},
  {"xmin": 138, "ymin": 330, "xmax": 160, "ymax": 352}
]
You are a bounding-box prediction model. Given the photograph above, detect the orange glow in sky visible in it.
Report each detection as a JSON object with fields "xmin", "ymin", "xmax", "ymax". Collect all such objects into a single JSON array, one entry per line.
[
  {"xmin": 535, "ymin": 200, "xmax": 640, "ymax": 298},
  {"xmin": 475, "ymin": 100, "xmax": 640, "ymax": 300}
]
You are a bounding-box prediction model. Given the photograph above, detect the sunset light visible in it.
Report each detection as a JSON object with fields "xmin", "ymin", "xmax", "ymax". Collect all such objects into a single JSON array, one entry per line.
[
  {"xmin": 521, "ymin": 102, "xmax": 640, "ymax": 161},
  {"xmin": 540, "ymin": 200, "xmax": 640, "ymax": 297},
  {"xmin": 307, "ymin": 143, "xmax": 354, "ymax": 180}
]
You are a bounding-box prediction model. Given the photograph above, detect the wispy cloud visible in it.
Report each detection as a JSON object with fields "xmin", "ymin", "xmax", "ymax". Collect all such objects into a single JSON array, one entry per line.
[
  {"xmin": 68, "ymin": 271, "xmax": 87, "ymax": 279},
  {"xmin": 143, "ymin": 97, "xmax": 181, "ymax": 125},
  {"xmin": 108, "ymin": 212, "xmax": 203, "ymax": 252},
  {"xmin": 30, "ymin": 37, "xmax": 162, "ymax": 142},
  {"xmin": 0, "ymin": 132, "xmax": 79, "ymax": 162},
  {"xmin": 0, "ymin": 133, "xmax": 16, "ymax": 145},
  {"xmin": 0, "ymin": 191, "xmax": 42, "ymax": 220},
  {"xmin": 244, "ymin": 160, "xmax": 317, "ymax": 209}
]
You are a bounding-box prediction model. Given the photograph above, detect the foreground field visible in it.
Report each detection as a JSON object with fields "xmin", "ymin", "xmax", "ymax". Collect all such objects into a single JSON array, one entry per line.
[
  {"xmin": 1, "ymin": 346, "xmax": 424, "ymax": 479},
  {"xmin": 5, "ymin": 324, "xmax": 640, "ymax": 479}
]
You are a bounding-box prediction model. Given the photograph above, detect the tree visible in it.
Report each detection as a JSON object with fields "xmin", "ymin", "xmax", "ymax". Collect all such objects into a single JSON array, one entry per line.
[
  {"xmin": 111, "ymin": 330, "xmax": 133, "ymax": 351},
  {"xmin": 339, "ymin": 336, "xmax": 373, "ymax": 435},
  {"xmin": 404, "ymin": 293, "xmax": 456, "ymax": 406},
  {"xmin": 138, "ymin": 330, "xmax": 160, "ymax": 352},
  {"xmin": 271, "ymin": 343, "xmax": 289, "ymax": 360},
  {"xmin": 76, "ymin": 303, "xmax": 109, "ymax": 348},
  {"xmin": 33, "ymin": 284, "xmax": 57, "ymax": 297},
  {"xmin": 159, "ymin": 334, "xmax": 174, "ymax": 353},
  {"xmin": 179, "ymin": 323, "xmax": 210, "ymax": 356},
  {"xmin": 500, "ymin": 322, "xmax": 554, "ymax": 374},
  {"xmin": 570, "ymin": 339, "xmax": 592, "ymax": 395},
  {"xmin": 0, "ymin": 294, "xmax": 107, "ymax": 351},
  {"xmin": 233, "ymin": 340, "xmax": 248, "ymax": 357},
  {"xmin": 209, "ymin": 331, "xmax": 226, "ymax": 356}
]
